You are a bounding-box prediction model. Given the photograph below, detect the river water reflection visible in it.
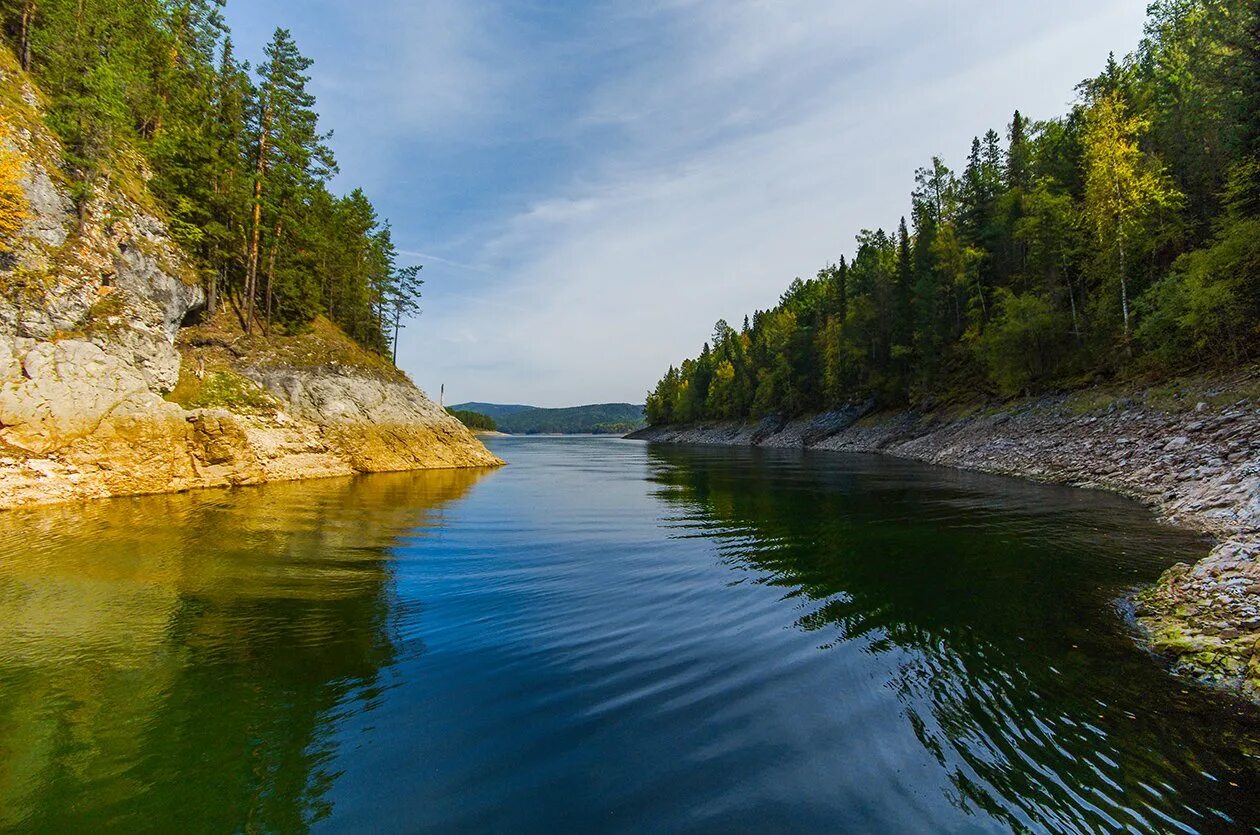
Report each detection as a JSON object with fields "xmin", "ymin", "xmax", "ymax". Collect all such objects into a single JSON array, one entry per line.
[{"xmin": 0, "ymin": 437, "xmax": 1257, "ymax": 831}]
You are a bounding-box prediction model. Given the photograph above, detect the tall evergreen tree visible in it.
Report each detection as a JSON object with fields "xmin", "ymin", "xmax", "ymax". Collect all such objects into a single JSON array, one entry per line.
[{"xmin": 243, "ymin": 28, "xmax": 336, "ymax": 333}]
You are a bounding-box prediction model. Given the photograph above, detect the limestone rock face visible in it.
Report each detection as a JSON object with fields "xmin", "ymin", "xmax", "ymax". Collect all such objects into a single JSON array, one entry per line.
[
  {"xmin": 249, "ymin": 368, "xmax": 501, "ymax": 471},
  {"xmin": 16, "ymin": 158, "xmax": 72, "ymax": 252},
  {"xmin": 0, "ymin": 54, "xmax": 499, "ymax": 511},
  {"xmin": 0, "ymin": 329, "xmax": 501, "ymax": 510},
  {"xmin": 113, "ymin": 231, "xmax": 205, "ymax": 338},
  {"xmin": 0, "ymin": 339, "xmax": 152, "ymax": 454},
  {"xmin": 92, "ymin": 318, "xmax": 184, "ymax": 393}
]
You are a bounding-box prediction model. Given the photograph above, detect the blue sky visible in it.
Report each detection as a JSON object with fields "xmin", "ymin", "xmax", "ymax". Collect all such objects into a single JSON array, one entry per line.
[{"xmin": 223, "ymin": 1, "xmax": 1149, "ymax": 407}]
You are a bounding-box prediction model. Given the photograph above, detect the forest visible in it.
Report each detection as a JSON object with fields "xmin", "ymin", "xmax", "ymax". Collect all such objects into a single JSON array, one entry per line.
[
  {"xmin": 450, "ymin": 402, "xmax": 647, "ymax": 435},
  {"xmin": 447, "ymin": 409, "xmax": 498, "ymax": 432},
  {"xmin": 0, "ymin": 0, "xmax": 423, "ymax": 357},
  {"xmin": 647, "ymin": 0, "xmax": 1260, "ymax": 426}
]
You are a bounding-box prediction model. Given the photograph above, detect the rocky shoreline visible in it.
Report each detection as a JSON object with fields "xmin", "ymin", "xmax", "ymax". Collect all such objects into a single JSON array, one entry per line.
[
  {"xmin": 0, "ymin": 339, "xmax": 502, "ymax": 511},
  {"xmin": 0, "ymin": 51, "xmax": 499, "ymax": 511},
  {"xmin": 629, "ymin": 390, "xmax": 1260, "ymax": 700}
]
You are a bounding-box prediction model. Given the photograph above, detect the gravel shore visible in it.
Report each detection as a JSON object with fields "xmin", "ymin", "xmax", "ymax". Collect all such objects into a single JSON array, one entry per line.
[{"xmin": 630, "ymin": 389, "xmax": 1260, "ymax": 700}]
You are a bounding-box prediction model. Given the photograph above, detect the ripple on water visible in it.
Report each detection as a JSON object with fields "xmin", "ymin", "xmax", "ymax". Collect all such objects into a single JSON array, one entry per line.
[{"xmin": 0, "ymin": 437, "xmax": 1257, "ymax": 832}]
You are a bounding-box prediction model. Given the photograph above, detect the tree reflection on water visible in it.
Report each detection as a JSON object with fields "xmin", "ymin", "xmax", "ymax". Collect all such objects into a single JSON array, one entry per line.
[
  {"xmin": 0, "ymin": 468, "xmax": 487, "ymax": 832},
  {"xmin": 646, "ymin": 443, "xmax": 1260, "ymax": 832}
]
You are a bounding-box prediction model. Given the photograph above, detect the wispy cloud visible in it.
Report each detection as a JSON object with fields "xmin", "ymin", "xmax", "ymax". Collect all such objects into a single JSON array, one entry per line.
[
  {"xmin": 228, "ymin": 0, "xmax": 1148, "ymax": 407},
  {"xmin": 396, "ymin": 250, "xmax": 489, "ymax": 273}
]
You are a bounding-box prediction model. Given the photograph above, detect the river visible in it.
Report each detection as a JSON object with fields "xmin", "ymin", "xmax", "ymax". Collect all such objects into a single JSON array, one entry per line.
[{"xmin": 1, "ymin": 436, "xmax": 1257, "ymax": 831}]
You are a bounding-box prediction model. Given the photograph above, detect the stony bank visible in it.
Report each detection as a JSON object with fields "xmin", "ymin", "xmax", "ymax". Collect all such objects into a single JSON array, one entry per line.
[{"xmin": 629, "ymin": 379, "xmax": 1260, "ymax": 701}]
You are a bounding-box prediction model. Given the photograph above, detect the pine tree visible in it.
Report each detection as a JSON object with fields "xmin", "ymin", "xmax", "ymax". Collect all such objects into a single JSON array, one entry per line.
[
  {"xmin": 388, "ymin": 265, "xmax": 423, "ymax": 363},
  {"xmin": 1007, "ymin": 110, "xmax": 1032, "ymax": 192},
  {"xmin": 202, "ymin": 35, "xmax": 251, "ymax": 314},
  {"xmin": 244, "ymin": 28, "xmax": 335, "ymax": 334},
  {"xmin": 1227, "ymin": 0, "xmax": 1260, "ymax": 215},
  {"xmin": 894, "ymin": 217, "xmax": 913, "ymax": 349}
]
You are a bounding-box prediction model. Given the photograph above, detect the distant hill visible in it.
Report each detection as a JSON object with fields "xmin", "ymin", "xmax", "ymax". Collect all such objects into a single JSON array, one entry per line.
[
  {"xmin": 446, "ymin": 408, "xmax": 498, "ymax": 431},
  {"xmin": 450, "ymin": 403, "xmax": 646, "ymax": 435},
  {"xmin": 451, "ymin": 403, "xmax": 536, "ymax": 418}
]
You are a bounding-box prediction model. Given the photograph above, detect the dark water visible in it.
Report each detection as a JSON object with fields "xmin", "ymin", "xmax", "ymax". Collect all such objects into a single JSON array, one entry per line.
[{"xmin": 1, "ymin": 437, "xmax": 1259, "ymax": 832}]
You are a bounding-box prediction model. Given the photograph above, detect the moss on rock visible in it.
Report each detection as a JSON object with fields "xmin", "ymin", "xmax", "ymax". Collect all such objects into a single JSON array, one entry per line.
[{"xmin": 169, "ymin": 368, "xmax": 275, "ymax": 413}]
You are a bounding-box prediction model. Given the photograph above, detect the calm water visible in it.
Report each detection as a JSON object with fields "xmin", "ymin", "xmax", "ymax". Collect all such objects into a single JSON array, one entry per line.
[{"xmin": 1, "ymin": 437, "xmax": 1259, "ymax": 832}]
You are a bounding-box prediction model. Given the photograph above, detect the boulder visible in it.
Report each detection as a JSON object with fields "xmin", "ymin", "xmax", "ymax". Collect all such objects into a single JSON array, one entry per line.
[{"xmin": 0, "ymin": 340, "xmax": 151, "ymax": 454}]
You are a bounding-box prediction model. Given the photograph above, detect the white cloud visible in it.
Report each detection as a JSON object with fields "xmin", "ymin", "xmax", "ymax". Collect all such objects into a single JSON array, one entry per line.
[{"xmin": 397, "ymin": 1, "xmax": 1148, "ymax": 407}]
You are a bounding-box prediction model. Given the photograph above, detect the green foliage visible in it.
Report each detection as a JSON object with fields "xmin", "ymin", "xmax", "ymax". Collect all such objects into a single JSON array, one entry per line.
[
  {"xmin": 977, "ymin": 290, "xmax": 1069, "ymax": 396},
  {"xmin": 451, "ymin": 403, "xmax": 647, "ymax": 435},
  {"xmin": 1081, "ymin": 93, "xmax": 1184, "ymax": 341},
  {"xmin": 1137, "ymin": 216, "xmax": 1260, "ymax": 366},
  {"xmin": 171, "ymin": 370, "xmax": 275, "ymax": 411},
  {"xmin": 447, "ymin": 409, "xmax": 497, "ymax": 432},
  {"xmin": 646, "ymin": 1, "xmax": 1260, "ymax": 424},
  {"xmin": 0, "ymin": 0, "xmax": 424, "ymax": 359}
]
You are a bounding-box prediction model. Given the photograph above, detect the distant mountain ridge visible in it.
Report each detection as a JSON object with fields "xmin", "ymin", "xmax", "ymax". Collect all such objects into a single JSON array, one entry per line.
[
  {"xmin": 452, "ymin": 403, "xmax": 537, "ymax": 418},
  {"xmin": 450, "ymin": 403, "xmax": 646, "ymax": 435}
]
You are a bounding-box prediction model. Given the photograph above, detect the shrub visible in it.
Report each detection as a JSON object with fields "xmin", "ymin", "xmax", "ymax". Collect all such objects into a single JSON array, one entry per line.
[
  {"xmin": 1137, "ymin": 217, "xmax": 1260, "ymax": 368},
  {"xmin": 978, "ymin": 289, "xmax": 1070, "ymax": 396},
  {"xmin": 0, "ymin": 139, "xmax": 29, "ymax": 251}
]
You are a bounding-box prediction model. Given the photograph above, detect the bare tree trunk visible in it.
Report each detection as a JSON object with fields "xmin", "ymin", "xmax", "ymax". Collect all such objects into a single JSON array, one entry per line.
[
  {"xmin": 322, "ymin": 254, "xmax": 332, "ymax": 319},
  {"xmin": 19, "ymin": 1, "xmax": 36, "ymax": 71},
  {"xmin": 1061, "ymin": 255, "xmax": 1080, "ymax": 343},
  {"xmin": 1110, "ymin": 170, "xmax": 1132, "ymax": 351},
  {"xmin": 232, "ymin": 234, "xmax": 250, "ymax": 325},
  {"xmin": 207, "ymin": 265, "xmax": 219, "ymax": 317},
  {"xmin": 1118, "ymin": 236, "xmax": 1131, "ymax": 349},
  {"xmin": 244, "ymin": 104, "xmax": 272, "ymax": 335},
  {"xmin": 392, "ymin": 309, "xmax": 401, "ymax": 364},
  {"xmin": 264, "ymin": 221, "xmax": 282, "ymax": 335}
]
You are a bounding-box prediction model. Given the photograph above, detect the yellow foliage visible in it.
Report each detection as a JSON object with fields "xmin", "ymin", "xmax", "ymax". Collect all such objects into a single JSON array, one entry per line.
[
  {"xmin": 0, "ymin": 123, "xmax": 29, "ymax": 252},
  {"xmin": 1081, "ymin": 93, "xmax": 1182, "ymax": 335},
  {"xmin": 1082, "ymin": 95, "xmax": 1180, "ymax": 244}
]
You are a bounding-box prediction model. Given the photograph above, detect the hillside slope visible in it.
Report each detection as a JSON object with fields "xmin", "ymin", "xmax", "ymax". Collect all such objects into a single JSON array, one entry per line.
[
  {"xmin": 451, "ymin": 402, "xmax": 646, "ymax": 434},
  {"xmin": 453, "ymin": 403, "xmax": 536, "ymax": 418},
  {"xmin": 0, "ymin": 51, "xmax": 499, "ymax": 509}
]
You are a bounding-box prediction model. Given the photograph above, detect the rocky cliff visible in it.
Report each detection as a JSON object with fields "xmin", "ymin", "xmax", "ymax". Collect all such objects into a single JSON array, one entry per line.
[
  {"xmin": 629, "ymin": 378, "xmax": 1260, "ymax": 700},
  {"xmin": 0, "ymin": 53, "xmax": 499, "ymax": 511}
]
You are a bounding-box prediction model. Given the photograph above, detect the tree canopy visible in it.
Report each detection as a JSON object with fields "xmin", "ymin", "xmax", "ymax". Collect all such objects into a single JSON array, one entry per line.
[
  {"xmin": 647, "ymin": 0, "xmax": 1260, "ymax": 425},
  {"xmin": 0, "ymin": 0, "xmax": 423, "ymax": 358}
]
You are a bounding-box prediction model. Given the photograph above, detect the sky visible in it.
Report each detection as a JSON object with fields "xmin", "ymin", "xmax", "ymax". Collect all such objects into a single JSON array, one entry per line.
[{"xmin": 223, "ymin": 0, "xmax": 1150, "ymax": 408}]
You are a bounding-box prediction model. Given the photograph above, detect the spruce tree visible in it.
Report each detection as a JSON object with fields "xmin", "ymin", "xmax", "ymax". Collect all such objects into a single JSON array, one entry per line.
[{"xmin": 245, "ymin": 28, "xmax": 335, "ymax": 333}]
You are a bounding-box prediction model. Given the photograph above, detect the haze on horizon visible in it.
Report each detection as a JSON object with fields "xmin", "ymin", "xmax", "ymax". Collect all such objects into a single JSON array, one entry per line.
[{"xmin": 223, "ymin": 0, "xmax": 1148, "ymax": 408}]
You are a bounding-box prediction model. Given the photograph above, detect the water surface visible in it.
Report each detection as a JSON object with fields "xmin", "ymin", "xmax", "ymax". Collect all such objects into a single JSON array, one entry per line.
[{"xmin": 1, "ymin": 437, "xmax": 1258, "ymax": 832}]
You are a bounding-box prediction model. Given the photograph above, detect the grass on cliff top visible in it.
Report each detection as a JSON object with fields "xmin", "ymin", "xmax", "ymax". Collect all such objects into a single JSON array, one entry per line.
[
  {"xmin": 924, "ymin": 361, "xmax": 1260, "ymax": 420},
  {"xmin": 168, "ymin": 368, "xmax": 276, "ymax": 412},
  {"xmin": 0, "ymin": 49, "xmax": 53, "ymax": 150},
  {"xmin": 178, "ymin": 310, "xmax": 410, "ymax": 385}
]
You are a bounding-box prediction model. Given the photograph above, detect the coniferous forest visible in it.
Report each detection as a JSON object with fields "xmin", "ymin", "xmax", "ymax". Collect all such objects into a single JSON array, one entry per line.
[
  {"xmin": 647, "ymin": 1, "xmax": 1260, "ymax": 425},
  {"xmin": 0, "ymin": 0, "xmax": 423, "ymax": 357}
]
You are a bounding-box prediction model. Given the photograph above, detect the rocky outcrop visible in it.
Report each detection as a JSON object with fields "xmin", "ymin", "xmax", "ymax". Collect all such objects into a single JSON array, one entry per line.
[
  {"xmin": 249, "ymin": 367, "xmax": 499, "ymax": 471},
  {"xmin": 630, "ymin": 391, "xmax": 1260, "ymax": 699},
  {"xmin": 0, "ymin": 345, "xmax": 501, "ymax": 511},
  {"xmin": 0, "ymin": 49, "xmax": 499, "ymax": 511}
]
